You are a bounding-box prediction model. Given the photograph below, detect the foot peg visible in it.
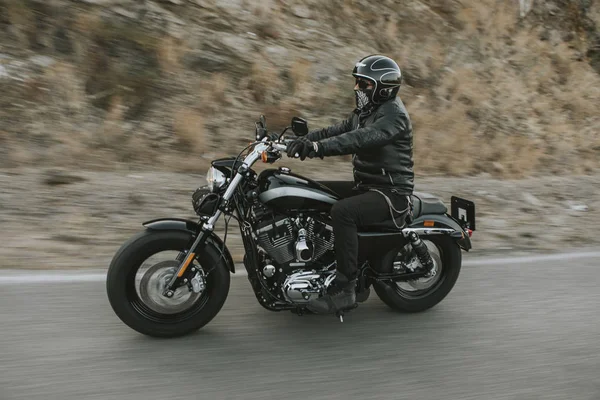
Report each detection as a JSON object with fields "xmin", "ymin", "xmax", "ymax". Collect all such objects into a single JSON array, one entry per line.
[{"xmin": 335, "ymin": 303, "xmax": 358, "ymax": 323}]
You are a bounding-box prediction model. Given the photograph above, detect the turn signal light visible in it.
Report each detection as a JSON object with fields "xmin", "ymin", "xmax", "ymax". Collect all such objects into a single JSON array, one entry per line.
[
  {"xmin": 261, "ymin": 150, "xmax": 280, "ymax": 164},
  {"xmin": 424, "ymin": 220, "xmax": 435, "ymax": 227}
]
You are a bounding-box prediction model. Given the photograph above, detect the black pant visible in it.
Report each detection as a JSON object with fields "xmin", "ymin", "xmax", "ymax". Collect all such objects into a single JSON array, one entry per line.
[{"xmin": 320, "ymin": 182, "xmax": 410, "ymax": 280}]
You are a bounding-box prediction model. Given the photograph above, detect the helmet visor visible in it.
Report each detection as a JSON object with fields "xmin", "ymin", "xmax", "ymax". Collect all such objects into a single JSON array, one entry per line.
[{"xmin": 355, "ymin": 78, "xmax": 372, "ymax": 90}]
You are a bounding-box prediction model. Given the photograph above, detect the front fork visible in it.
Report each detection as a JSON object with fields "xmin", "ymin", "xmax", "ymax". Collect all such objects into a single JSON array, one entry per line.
[
  {"xmin": 162, "ymin": 225, "xmax": 214, "ymax": 298},
  {"xmin": 162, "ymin": 164, "xmax": 251, "ymax": 297}
]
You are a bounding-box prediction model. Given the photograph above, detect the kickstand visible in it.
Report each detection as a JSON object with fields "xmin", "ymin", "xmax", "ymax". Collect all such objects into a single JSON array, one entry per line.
[{"xmin": 335, "ymin": 303, "xmax": 357, "ymax": 323}]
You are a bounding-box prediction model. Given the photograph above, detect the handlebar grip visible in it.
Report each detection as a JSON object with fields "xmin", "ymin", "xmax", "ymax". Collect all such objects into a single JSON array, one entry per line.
[{"xmin": 273, "ymin": 143, "xmax": 287, "ymax": 152}]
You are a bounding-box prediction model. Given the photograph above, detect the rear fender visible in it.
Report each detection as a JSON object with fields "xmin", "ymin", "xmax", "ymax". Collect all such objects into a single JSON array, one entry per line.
[
  {"xmin": 409, "ymin": 214, "xmax": 472, "ymax": 251},
  {"xmin": 143, "ymin": 218, "xmax": 236, "ymax": 273}
]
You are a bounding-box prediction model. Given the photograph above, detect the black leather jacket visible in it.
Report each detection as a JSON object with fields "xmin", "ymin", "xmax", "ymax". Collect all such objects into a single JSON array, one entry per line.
[{"xmin": 307, "ymin": 97, "xmax": 414, "ymax": 194}]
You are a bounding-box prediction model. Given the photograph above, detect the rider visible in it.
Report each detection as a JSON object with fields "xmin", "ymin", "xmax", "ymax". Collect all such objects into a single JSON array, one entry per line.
[{"xmin": 286, "ymin": 54, "xmax": 415, "ymax": 315}]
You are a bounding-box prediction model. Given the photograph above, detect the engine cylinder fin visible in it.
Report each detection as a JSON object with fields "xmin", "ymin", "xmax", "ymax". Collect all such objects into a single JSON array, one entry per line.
[
  {"xmin": 254, "ymin": 215, "xmax": 335, "ymax": 266},
  {"xmin": 256, "ymin": 217, "xmax": 296, "ymax": 264},
  {"xmin": 306, "ymin": 219, "xmax": 335, "ymax": 261}
]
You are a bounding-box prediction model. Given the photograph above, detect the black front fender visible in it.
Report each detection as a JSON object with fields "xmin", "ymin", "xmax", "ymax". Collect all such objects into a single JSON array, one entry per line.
[
  {"xmin": 143, "ymin": 218, "xmax": 236, "ymax": 273},
  {"xmin": 410, "ymin": 214, "xmax": 472, "ymax": 251}
]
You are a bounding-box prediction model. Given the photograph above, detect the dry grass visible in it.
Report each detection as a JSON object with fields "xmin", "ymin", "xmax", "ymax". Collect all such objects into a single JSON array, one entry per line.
[
  {"xmin": 244, "ymin": 60, "xmax": 283, "ymax": 104},
  {"xmin": 173, "ymin": 108, "xmax": 206, "ymax": 153},
  {"xmin": 411, "ymin": 100, "xmax": 477, "ymax": 176},
  {"xmin": 44, "ymin": 61, "xmax": 86, "ymax": 114},
  {"xmin": 71, "ymin": 13, "xmax": 103, "ymax": 66},
  {"xmin": 98, "ymin": 96, "xmax": 126, "ymax": 148},
  {"xmin": 156, "ymin": 36, "xmax": 186, "ymax": 75},
  {"xmin": 251, "ymin": 0, "xmax": 282, "ymax": 39},
  {"xmin": 156, "ymin": 151, "xmax": 212, "ymax": 173},
  {"xmin": 289, "ymin": 57, "xmax": 311, "ymax": 95},
  {"xmin": 70, "ymin": 16, "xmax": 163, "ymax": 116},
  {"xmin": 402, "ymin": 0, "xmax": 600, "ymax": 177},
  {"xmin": 1, "ymin": 0, "xmax": 599, "ymax": 176},
  {"xmin": 196, "ymin": 73, "xmax": 228, "ymax": 112},
  {"xmin": 262, "ymin": 100, "xmax": 302, "ymax": 132},
  {"xmin": 4, "ymin": 1, "xmax": 35, "ymax": 48},
  {"xmin": 411, "ymin": 94, "xmax": 547, "ymax": 178}
]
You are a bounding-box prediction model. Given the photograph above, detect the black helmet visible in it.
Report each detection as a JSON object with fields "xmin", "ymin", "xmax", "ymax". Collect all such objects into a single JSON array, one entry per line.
[{"xmin": 352, "ymin": 55, "xmax": 402, "ymax": 104}]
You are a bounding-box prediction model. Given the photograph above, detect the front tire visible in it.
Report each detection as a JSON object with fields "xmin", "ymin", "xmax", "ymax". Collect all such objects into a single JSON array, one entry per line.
[
  {"xmin": 106, "ymin": 229, "xmax": 230, "ymax": 338},
  {"xmin": 374, "ymin": 235, "xmax": 462, "ymax": 313}
]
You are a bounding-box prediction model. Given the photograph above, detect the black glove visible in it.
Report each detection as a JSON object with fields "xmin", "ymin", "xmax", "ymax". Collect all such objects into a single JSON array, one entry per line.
[
  {"xmin": 287, "ymin": 137, "xmax": 314, "ymax": 161},
  {"xmin": 308, "ymin": 142, "xmax": 325, "ymax": 160}
]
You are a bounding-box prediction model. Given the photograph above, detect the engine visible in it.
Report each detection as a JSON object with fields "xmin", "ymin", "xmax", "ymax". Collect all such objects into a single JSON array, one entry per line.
[
  {"xmin": 250, "ymin": 210, "xmax": 337, "ymax": 305},
  {"xmin": 254, "ymin": 214, "xmax": 335, "ymax": 266},
  {"xmin": 282, "ymin": 270, "xmax": 336, "ymax": 304}
]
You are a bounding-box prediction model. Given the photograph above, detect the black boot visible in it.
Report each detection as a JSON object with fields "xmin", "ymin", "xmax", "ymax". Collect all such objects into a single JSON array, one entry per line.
[{"xmin": 307, "ymin": 273, "xmax": 356, "ymax": 314}]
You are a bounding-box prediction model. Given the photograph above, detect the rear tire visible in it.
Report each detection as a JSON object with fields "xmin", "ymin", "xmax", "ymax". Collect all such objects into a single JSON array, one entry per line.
[
  {"xmin": 106, "ymin": 229, "xmax": 230, "ymax": 338},
  {"xmin": 374, "ymin": 236, "xmax": 461, "ymax": 313}
]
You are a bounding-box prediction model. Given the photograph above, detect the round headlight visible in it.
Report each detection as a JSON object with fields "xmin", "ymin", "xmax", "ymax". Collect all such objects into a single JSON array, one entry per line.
[{"xmin": 206, "ymin": 166, "xmax": 226, "ymax": 192}]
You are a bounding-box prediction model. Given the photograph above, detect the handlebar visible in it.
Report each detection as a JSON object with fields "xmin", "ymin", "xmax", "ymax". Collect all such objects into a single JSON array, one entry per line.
[
  {"xmin": 272, "ymin": 142, "xmax": 288, "ymax": 152},
  {"xmin": 268, "ymin": 136, "xmax": 296, "ymax": 153},
  {"xmin": 250, "ymin": 137, "xmax": 296, "ymax": 164},
  {"xmin": 247, "ymin": 136, "xmax": 304, "ymax": 165}
]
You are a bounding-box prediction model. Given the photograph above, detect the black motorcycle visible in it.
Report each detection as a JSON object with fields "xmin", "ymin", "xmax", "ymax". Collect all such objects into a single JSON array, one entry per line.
[{"xmin": 106, "ymin": 115, "xmax": 476, "ymax": 337}]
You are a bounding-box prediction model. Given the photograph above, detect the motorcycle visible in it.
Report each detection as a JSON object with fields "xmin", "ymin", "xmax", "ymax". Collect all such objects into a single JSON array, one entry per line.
[{"xmin": 106, "ymin": 115, "xmax": 476, "ymax": 337}]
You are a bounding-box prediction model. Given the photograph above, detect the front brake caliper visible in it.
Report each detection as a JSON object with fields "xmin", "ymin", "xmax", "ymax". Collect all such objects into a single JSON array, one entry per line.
[{"xmin": 190, "ymin": 270, "xmax": 206, "ymax": 294}]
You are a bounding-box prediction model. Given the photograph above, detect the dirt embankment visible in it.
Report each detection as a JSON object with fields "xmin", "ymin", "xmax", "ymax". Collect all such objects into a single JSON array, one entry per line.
[{"xmin": 1, "ymin": 167, "xmax": 598, "ymax": 269}]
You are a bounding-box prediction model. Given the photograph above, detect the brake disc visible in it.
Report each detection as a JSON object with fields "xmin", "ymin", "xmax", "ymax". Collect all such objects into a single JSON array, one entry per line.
[{"xmin": 138, "ymin": 260, "xmax": 203, "ymax": 314}]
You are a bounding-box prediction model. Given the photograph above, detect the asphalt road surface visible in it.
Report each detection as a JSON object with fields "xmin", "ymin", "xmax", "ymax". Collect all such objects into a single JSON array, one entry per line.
[{"xmin": 1, "ymin": 251, "xmax": 599, "ymax": 400}]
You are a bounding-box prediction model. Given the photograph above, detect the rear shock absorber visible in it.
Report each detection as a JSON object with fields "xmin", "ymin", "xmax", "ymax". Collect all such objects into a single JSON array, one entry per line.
[{"xmin": 406, "ymin": 232, "xmax": 434, "ymax": 271}]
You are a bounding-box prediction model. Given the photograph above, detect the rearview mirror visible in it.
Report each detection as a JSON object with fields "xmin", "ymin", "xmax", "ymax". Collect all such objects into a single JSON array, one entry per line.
[
  {"xmin": 291, "ymin": 117, "xmax": 308, "ymax": 136},
  {"xmin": 256, "ymin": 114, "xmax": 267, "ymax": 140}
]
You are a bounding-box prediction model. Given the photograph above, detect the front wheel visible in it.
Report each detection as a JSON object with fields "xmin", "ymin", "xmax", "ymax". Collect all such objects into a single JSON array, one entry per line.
[
  {"xmin": 106, "ymin": 229, "xmax": 230, "ymax": 337},
  {"xmin": 374, "ymin": 235, "xmax": 462, "ymax": 313}
]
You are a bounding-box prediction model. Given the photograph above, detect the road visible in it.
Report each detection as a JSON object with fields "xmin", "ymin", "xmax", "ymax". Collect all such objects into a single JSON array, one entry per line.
[{"xmin": 1, "ymin": 251, "xmax": 599, "ymax": 400}]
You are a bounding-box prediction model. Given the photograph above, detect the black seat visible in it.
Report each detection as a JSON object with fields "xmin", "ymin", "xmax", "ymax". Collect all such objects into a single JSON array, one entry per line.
[{"xmin": 411, "ymin": 192, "xmax": 447, "ymax": 218}]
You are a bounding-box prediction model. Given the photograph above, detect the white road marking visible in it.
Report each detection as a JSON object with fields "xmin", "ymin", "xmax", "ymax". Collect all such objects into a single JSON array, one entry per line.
[
  {"xmin": 0, "ymin": 251, "xmax": 598, "ymax": 284},
  {"xmin": 0, "ymin": 272, "xmax": 108, "ymax": 284},
  {"xmin": 462, "ymin": 251, "xmax": 600, "ymax": 266}
]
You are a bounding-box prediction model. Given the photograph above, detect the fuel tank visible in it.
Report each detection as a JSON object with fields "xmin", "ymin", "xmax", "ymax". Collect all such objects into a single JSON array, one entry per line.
[{"xmin": 257, "ymin": 168, "xmax": 340, "ymax": 212}]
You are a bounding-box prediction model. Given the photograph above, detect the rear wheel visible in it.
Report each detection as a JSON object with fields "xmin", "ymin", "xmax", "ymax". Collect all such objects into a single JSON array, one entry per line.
[
  {"xmin": 106, "ymin": 230, "xmax": 230, "ymax": 337},
  {"xmin": 374, "ymin": 235, "xmax": 461, "ymax": 313}
]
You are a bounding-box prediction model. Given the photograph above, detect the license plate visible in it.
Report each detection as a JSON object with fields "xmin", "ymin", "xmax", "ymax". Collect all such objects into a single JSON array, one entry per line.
[{"xmin": 451, "ymin": 196, "xmax": 476, "ymax": 231}]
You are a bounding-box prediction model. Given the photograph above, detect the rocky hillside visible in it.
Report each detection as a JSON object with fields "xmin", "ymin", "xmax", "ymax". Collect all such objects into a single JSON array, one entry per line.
[{"xmin": 1, "ymin": 0, "xmax": 599, "ymax": 177}]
